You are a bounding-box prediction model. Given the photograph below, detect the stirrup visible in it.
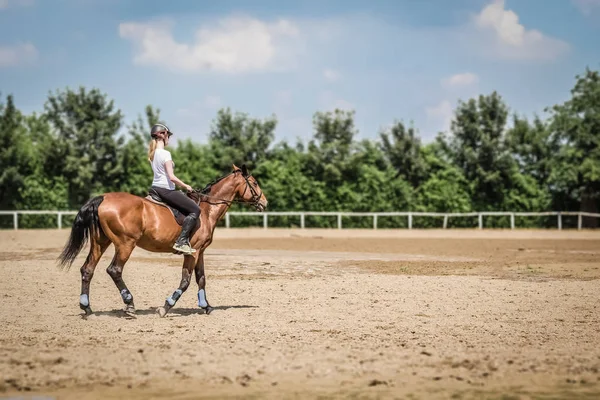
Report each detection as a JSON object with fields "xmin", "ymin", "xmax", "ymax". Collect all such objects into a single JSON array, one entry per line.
[{"xmin": 173, "ymin": 242, "xmax": 196, "ymax": 255}]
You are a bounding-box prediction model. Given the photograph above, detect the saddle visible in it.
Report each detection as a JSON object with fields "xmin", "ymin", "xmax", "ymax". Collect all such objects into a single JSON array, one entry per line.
[{"xmin": 145, "ymin": 188, "xmax": 186, "ymax": 226}]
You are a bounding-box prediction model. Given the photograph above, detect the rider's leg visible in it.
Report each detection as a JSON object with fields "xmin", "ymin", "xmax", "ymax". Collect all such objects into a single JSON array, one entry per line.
[
  {"xmin": 173, "ymin": 211, "xmax": 198, "ymax": 254},
  {"xmin": 151, "ymin": 187, "xmax": 200, "ymax": 255}
]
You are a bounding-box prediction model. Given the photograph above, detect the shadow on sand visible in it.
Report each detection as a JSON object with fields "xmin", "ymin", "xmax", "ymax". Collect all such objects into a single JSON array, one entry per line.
[{"xmin": 72, "ymin": 304, "xmax": 258, "ymax": 319}]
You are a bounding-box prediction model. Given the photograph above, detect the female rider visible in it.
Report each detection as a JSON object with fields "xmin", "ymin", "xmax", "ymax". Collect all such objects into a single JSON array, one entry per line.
[{"xmin": 147, "ymin": 123, "xmax": 199, "ymax": 256}]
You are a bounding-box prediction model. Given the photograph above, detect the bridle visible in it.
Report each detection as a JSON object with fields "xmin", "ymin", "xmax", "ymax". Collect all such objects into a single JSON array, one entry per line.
[{"xmin": 190, "ymin": 171, "xmax": 264, "ymax": 211}]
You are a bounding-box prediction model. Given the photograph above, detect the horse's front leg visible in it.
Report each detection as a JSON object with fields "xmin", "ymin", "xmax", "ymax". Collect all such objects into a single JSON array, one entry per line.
[
  {"xmin": 157, "ymin": 255, "xmax": 195, "ymax": 318},
  {"xmin": 195, "ymin": 252, "xmax": 213, "ymax": 315}
]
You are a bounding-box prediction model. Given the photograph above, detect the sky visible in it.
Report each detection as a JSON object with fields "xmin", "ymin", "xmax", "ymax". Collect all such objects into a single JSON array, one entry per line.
[{"xmin": 0, "ymin": 0, "xmax": 599, "ymax": 146}]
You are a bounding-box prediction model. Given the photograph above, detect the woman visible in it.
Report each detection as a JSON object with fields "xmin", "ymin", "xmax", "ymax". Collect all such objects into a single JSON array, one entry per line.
[{"xmin": 147, "ymin": 123, "xmax": 199, "ymax": 256}]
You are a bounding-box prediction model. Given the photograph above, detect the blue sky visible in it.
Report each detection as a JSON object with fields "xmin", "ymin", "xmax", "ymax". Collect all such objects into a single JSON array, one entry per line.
[{"xmin": 0, "ymin": 0, "xmax": 599, "ymax": 145}]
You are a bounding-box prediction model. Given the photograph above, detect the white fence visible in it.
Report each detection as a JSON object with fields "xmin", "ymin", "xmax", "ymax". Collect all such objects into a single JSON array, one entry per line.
[{"xmin": 1, "ymin": 210, "xmax": 599, "ymax": 230}]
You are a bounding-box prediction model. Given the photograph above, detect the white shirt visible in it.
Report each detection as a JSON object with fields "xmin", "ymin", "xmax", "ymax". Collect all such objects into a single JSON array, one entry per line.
[{"xmin": 151, "ymin": 148, "xmax": 175, "ymax": 190}]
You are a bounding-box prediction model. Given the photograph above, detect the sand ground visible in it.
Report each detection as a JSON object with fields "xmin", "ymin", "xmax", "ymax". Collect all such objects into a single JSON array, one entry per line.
[{"xmin": 1, "ymin": 228, "xmax": 599, "ymax": 399}]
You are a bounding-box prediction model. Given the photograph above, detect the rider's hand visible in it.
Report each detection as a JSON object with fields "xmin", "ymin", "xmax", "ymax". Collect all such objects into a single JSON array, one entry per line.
[{"xmin": 184, "ymin": 184, "xmax": 193, "ymax": 193}]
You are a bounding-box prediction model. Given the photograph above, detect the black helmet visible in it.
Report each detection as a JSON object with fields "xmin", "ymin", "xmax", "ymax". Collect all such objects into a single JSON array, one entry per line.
[{"xmin": 150, "ymin": 123, "xmax": 174, "ymax": 138}]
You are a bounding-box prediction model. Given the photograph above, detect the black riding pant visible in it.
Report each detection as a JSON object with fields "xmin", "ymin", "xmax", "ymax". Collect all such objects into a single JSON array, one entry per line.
[{"xmin": 151, "ymin": 186, "xmax": 200, "ymax": 218}]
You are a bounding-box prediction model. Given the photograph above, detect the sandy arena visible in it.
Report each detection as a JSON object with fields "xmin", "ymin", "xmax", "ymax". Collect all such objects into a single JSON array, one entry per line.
[{"xmin": 1, "ymin": 228, "xmax": 599, "ymax": 399}]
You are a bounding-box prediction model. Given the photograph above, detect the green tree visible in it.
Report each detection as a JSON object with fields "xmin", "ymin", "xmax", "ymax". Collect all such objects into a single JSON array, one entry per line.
[
  {"xmin": 43, "ymin": 86, "xmax": 124, "ymax": 207},
  {"xmin": 416, "ymin": 142, "xmax": 471, "ymax": 214},
  {"xmin": 547, "ymin": 67, "xmax": 600, "ymax": 226},
  {"xmin": 505, "ymin": 114, "xmax": 556, "ymax": 185},
  {"xmin": 305, "ymin": 109, "xmax": 357, "ymax": 199},
  {"xmin": 438, "ymin": 92, "xmax": 549, "ymax": 216},
  {"xmin": 380, "ymin": 121, "xmax": 426, "ymax": 187},
  {"xmin": 208, "ymin": 108, "xmax": 277, "ymax": 172},
  {"xmin": 0, "ymin": 94, "xmax": 36, "ymax": 212},
  {"xmin": 439, "ymin": 92, "xmax": 513, "ymax": 210},
  {"xmin": 172, "ymin": 138, "xmax": 220, "ymax": 189}
]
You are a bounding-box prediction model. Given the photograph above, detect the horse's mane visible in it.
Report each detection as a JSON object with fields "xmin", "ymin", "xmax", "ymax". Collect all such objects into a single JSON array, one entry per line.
[
  {"xmin": 187, "ymin": 172, "xmax": 235, "ymax": 202},
  {"xmin": 200, "ymin": 172, "xmax": 235, "ymax": 194}
]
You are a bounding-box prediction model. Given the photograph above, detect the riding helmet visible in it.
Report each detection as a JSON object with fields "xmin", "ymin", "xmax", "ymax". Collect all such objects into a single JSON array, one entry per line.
[{"xmin": 150, "ymin": 123, "xmax": 174, "ymax": 138}]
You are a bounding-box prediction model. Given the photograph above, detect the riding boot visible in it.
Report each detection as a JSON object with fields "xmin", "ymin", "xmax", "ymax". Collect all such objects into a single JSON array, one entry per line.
[{"xmin": 173, "ymin": 213, "xmax": 198, "ymax": 255}]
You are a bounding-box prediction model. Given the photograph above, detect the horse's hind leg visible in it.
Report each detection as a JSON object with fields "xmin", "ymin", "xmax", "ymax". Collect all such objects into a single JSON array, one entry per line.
[
  {"xmin": 106, "ymin": 240, "xmax": 137, "ymax": 316},
  {"xmin": 157, "ymin": 255, "xmax": 195, "ymax": 318},
  {"xmin": 80, "ymin": 235, "xmax": 111, "ymax": 316}
]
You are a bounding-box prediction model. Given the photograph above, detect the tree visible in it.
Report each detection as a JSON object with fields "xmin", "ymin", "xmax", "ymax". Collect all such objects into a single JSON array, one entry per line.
[
  {"xmin": 547, "ymin": 67, "xmax": 600, "ymax": 226},
  {"xmin": 0, "ymin": 94, "xmax": 36, "ymax": 211},
  {"xmin": 505, "ymin": 114, "xmax": 556, "ymax": 185},
  {"xmin": 380, "ymin": 120, "xmax": 426, "ymax": 187},
  {"xmin": 208, "ymin": 108, "xmax": 277, "ymax": 172},
  {"xmin": 44, "ymin": 87, "xmax": 124, "ymax": 207},
  {"xmin": 416, "ymin": 142, "xmax": 471, "ymax": 214},
  {"xmin": 439, "ymin": 92, "xmax": 533, "ymax": 212},
  {"xmin": 305, "ymin": 109, "xmax": 357, "ymax": 192}
]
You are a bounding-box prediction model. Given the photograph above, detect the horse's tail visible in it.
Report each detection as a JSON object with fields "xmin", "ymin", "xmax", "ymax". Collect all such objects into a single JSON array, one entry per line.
[{"xmin": 57, "ymin": 195, "xmax": 105, "ymax": 271}]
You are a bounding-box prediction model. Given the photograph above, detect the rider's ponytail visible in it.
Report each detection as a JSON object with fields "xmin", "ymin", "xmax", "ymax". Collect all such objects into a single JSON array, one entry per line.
[{"xmin": 148, "ymin": 138, "xmax": 157, "ymax": 162}]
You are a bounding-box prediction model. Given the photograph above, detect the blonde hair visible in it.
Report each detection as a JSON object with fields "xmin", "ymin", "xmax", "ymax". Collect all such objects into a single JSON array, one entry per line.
[{"xmin": 148, "ymin": 138, "xmax": 158, "ymax": 162}]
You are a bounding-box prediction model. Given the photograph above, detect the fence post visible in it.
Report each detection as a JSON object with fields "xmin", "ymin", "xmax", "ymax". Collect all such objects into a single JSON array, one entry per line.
[
  {"xmin": 337, "ymin": 213, "xmax": 342, "ymax": 229},
  {"xmin": 478, "ymin": 213, "xmax": 483, "ymax": 229},
  {"xmin": 408, "ymin": 213, "xmax": 412, "ymax": 229},
  {"xmin": 13, "ymin": 212, "xmax": 18, "ymax": 230},
  {"xmin": 300, "ymin": 213, "xmax": 305, "ymax": 229},
  {"xmin": 263, "ymin": 214, "xmax": 268, "ymax": 229},
  {"xmin": 443, "ymin": 215, "xmax": 448, "ymax": 229},
  {"xmin": 225, "ymin": 213, "xmax": 230, "ymax": 228},
  {"xmin": 373, "ymin": 214, "xmax": 378, "ymax": 230},
  {"xmin": 558, "ymin": 212, "xmax": 562, "ymax": 230},
  {"xmin": 510, "ymin": 213, "xmax": 515, "ymax": 230},
  {"xmin": 578, "ymin": 213, "xmax": 582, "ymax": 230},
  {"xmin": 57, "ymin": 212, "xmax": 62, "ymax": 230}
]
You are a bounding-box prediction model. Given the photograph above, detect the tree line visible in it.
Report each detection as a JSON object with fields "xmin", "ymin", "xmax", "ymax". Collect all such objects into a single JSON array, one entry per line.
[{"xmin": 1, "ymin": 67, "xmax": 598, "ymax": 229}]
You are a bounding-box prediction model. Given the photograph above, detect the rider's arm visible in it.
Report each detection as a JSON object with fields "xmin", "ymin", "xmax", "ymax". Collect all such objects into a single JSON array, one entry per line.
[{"xmin": 164, "ymin": 161, "xmax": 192, "ymax": 192}]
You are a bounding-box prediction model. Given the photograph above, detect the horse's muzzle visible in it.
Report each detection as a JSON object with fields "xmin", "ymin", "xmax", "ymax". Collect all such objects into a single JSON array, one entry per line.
[{"xmin": 255, "ymin": 200, "xmax": 267, "ymax": 212}]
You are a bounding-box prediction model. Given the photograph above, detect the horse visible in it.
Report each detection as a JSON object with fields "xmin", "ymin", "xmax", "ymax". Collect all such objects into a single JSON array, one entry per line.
[{"xmin": 57, "ymin": 163, "xmax": 268, "ymax": 318}]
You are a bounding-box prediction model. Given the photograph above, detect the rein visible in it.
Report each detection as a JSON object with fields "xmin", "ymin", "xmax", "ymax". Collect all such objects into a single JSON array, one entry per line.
[{"xmin": 190, "ymin": 171, "xmax": 263, "ymax": 209}]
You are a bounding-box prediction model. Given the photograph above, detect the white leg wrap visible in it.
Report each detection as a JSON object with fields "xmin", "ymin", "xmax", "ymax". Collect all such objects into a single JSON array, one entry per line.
[
  {"xmin": 166, "ymin": 289, "xmax": 182, "ymax": 306},
  {"xmin": 80, "ymin": 294, "xmax": 89, "ymax": 307},
  {"xmin": 197, "ymin": 289, "xmax": 208, "ymax": 308}
]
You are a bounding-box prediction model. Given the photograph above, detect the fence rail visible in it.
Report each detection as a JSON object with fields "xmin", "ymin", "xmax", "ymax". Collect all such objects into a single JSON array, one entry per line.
[{"xmin": 1, "ymin": 210, "xmax": 599, "ymax": 230}]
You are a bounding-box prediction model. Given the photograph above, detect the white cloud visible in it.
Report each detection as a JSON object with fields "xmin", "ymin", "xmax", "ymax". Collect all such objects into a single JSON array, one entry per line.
[
  {"xmin": 442, "ymin": 72, "xmax": 479, "ymax": 88},
  {"xmin": 323, "ymin": 68, "xmax": 341, "ymax": 82},
  {"xmin": 471, "ymin": 0, "xmax": 569, "ymax": 61},
  {"xmin": 0, "ymin": 42, "xmax": 37, "ymax": 67},
  {"xmin": 572, "ymin": 0, "xmax": 600, "ymax": 14},
  {"xmin": 119, "ymin": 16, "xmax": 302, "ymax": 74},
  {"xmin": 426, "ymin": 100, "xmax": 454, "ymax": 134}
]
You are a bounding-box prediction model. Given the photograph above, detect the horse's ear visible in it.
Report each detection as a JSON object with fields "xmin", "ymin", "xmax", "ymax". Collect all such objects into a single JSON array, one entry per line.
[
  {"xmin": 241, "ymin": 164, "xmax": 249, "ymax": 176},
  {"xmin": 232, "ymin": 163, "xmax": 240, "ymax": 172}
]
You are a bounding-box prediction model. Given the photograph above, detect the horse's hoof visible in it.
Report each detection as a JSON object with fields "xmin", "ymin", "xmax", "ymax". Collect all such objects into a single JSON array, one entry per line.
[
  {"xmin": 157, "ymin": 307, "xmax": 168, "ymax": 318},
  {"xmin": 81, "ymin": 306, "xmax": 93, "ymax": 317},
  {"xmin": 123, "ymin": 305, "xmax": 136, "ymax": 318},
  {"xmin": 204, "ymin": 306, "xmax": 214, "ymax": 315}
]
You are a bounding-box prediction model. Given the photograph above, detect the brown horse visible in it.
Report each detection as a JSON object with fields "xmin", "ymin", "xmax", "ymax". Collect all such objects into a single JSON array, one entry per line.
[{"xmin": 57, "ymin": 164, "xmax": 268, "ymax": 318}]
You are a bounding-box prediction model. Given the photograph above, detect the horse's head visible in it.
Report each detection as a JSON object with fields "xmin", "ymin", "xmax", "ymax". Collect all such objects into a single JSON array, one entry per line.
[{"xmin": 232, "ymin": 163, "xmax": 268, "ymax": 212}]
